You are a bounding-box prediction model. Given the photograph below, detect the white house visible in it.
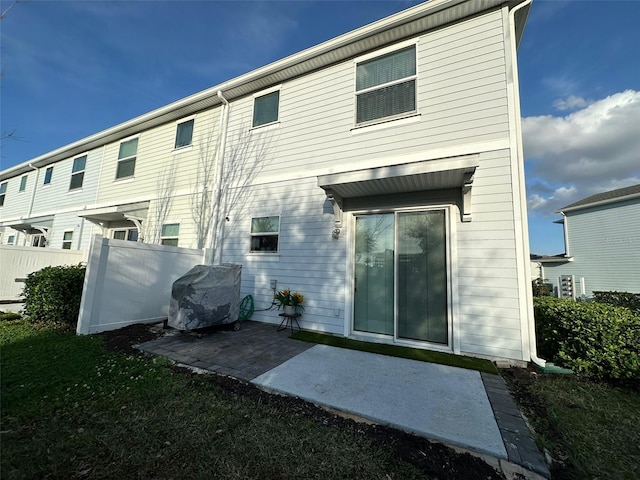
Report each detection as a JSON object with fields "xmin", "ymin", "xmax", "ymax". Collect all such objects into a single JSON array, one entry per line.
[
  {"xmin": 0, "ymin": 0, "xmax": 540, "ymax": 364},
  {"xmin": 535, "ymin": 183, "xmax": 640, "ymax": 298}
]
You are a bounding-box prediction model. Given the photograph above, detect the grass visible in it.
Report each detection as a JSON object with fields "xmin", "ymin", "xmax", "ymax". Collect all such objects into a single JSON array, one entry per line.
[
  {"xmin": 505, "ymin": 370, "xmax": 640, "ymax": 480},
  {"xmin": 1, "ymin": 319, "xmax": 431, "ymax": 480},
  {"xmin": 290, "ymin": 330, "xmax": 499, "ymax": 375}
]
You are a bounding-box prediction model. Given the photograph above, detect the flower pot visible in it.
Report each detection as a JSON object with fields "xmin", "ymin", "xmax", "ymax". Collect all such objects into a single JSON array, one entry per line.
[{"xmin": 283, "ymin": 305, "xmax": 296, "ymax": 316}]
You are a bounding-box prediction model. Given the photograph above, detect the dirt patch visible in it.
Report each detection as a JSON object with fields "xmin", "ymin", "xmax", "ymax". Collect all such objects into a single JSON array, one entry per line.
[{"xmin": 100, "ymin": 322, "xmax": 505, "ymax": 479}]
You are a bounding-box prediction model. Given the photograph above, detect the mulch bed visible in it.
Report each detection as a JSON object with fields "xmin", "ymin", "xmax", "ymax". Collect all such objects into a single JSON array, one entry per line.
[{"xmin": 100, "ymin": 323, "xmax": 506, "ymax": 479}]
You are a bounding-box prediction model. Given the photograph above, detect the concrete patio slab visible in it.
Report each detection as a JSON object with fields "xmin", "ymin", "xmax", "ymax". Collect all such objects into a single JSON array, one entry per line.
[{"xmin": 252, "ymin": 344, "xmax": 507, "ymax": 459}]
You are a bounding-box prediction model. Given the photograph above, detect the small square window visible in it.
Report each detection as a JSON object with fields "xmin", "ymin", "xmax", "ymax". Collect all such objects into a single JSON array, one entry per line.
[
  {"xmin": 62, "ymin": 231, "xmax": 73, "ymax": 249},
  {"xmin": 160, "ymin": 223, "xmax": 180, "ymax": 246},
  {"xmin": 70, "ymin": 156, "xmax": 86, "ymax": 190},
  {"xmin": 116, "ymin": 138, "xmax": 138, "ymax": 179},
  {"xmin": 175, "ymin": 119, "xmax": 194, "ymax": 149},
  {"xmin": 0, "ymin": 182, "xmax": 7, "ymax": 207},
  {"xmin": 7, "ymin": 235, "xmax": 15, "ymax": 245},
  {"xmin": 44, "ymin": 167, "xmax": 54, "ymax": 185},
  {"xmin": 250, "ymin": 216, "xmax": 279, "ymax": 252},
  {"xmin": 19, "ymin": 175, "xmax": 27, "ymax": 192},
  {"xmin": 252, "ymin": 91, "xmax": 280, "ymax": 127}
]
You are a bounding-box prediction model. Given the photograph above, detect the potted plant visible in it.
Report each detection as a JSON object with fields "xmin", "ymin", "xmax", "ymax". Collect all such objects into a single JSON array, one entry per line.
[{"xmin": 274, "ymin": 289, "xmax": 305, "ymax": 316}]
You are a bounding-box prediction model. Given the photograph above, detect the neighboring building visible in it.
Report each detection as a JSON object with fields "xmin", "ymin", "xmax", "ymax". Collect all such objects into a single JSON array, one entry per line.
[
  {"xmin": 0, "ymin": 0, "xmax": 538, "ymax": 363},
  {"xmin": 536, "ymin": 184, "xmax": 640, "ymax": 298}
]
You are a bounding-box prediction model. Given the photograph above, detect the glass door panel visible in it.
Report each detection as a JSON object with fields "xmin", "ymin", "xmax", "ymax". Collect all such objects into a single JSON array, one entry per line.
[
  {"xmin": 397, "ymin": 210, "xmax": 447, "ymax": 344},
  {"xmin": 353, "ymin": 214, "xmax": 395, "ymax": 335}
]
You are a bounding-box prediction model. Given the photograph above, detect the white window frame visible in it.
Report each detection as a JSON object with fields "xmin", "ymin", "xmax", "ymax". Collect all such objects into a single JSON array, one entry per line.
[
  {"xmin": 69, "ymin": 155, "xmax": 87, "ymax": 191},
  {"xmin": 160, "ymin": 223, "xmax": 180, "ymax": 246},
  {"xmin": 174, "ymin": 117, "xmax": 195, "ymax": 150},
  {"xmin": 249, "ymin": 215, "xmax": 280, "ymax": 253},
  {"xmin": 62, "ymin": 230, "xmax": 73, "ymax": 249},
  {"xmin": 43, "ymin": 166, "xmax": 54, "ymax": 186},
  {"xmin": 112, "ymin": 227, "xmax": 139, "ymax": 242},
  {"xmin": 115, "ymin": 136, "xmax": 139, "ymax": 180},
  {"xmin": 251, "ymin": 85, "xmax": 281, "ymax": 129},
  {"xmin": 0, "ymin": 182, "xmax": 7, "ymax": 207},
  {"xmin": 7, "ymin": 234, "xmax": 15, "ymax": 245},
  {"xmin": 19, "ymin": 175, "xmax": 28, "ymax": 192},
  {"xmin": 31, "ymin": 233, "xmax": 47, "ymax": 248},
  {"xmin": 353, "ymin": 39, "xmax": 418, "ymax": 127}
]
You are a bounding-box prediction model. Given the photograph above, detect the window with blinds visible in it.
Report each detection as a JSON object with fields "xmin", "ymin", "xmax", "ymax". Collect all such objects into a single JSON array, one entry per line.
[{"xmin": 355, "ymin": 45, "xmax": 416, "ymax": 124}]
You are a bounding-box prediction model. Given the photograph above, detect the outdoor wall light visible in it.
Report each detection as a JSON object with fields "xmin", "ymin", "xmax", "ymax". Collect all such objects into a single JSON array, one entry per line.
[{"xmin": 332, "ymin": 228, "xmax": 341, "ymax": 239}]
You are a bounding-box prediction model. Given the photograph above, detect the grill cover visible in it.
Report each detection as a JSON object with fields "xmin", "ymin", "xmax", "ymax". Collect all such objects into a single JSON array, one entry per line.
[{"xmin": 168, "ymin": 264, "xmax": 242, "ymax": 330}]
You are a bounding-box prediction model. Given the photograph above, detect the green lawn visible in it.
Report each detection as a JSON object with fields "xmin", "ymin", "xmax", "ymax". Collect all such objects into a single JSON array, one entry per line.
[
  {"xmin": 0, "ymin": 319, "xmax": 457, "ymax": 480},
  {"xmin": 503, "ymin": 369, "xmax": 640, "ymax": 480}
]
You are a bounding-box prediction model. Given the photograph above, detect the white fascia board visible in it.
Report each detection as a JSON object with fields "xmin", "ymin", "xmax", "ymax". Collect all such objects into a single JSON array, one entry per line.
[{"xmin": 558, "ymin": 192, "xmax": 640, "ymax": 214}]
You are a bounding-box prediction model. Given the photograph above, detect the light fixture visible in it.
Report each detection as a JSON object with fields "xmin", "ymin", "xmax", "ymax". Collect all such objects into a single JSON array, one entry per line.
[{"xmin": 332, "ymin": 228, "xmax": 341, "ymax": 239}]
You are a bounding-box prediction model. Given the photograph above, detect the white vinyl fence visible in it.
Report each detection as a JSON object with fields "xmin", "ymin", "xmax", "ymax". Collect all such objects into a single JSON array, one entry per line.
[
  {"xmin": 77, "ymin": 235, "xmax": 204, "ymax": 334},
  {"xmin": 0, "ymin": 245, "xmax": 87, "ymax": 301}
]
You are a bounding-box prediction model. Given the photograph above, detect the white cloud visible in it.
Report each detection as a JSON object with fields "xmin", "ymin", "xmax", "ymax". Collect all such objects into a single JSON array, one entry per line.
[
  {"xmin": 552, "ymin": 95, "xmax": 591, "ymax": 111},
  {"xmin": 523, "ymin": 90, "xmax": 640, "ymax": 214}
]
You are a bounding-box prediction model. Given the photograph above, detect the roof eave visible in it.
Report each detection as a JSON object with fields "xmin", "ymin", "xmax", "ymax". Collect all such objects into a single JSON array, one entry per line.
[
  {"xmin": 2, "ymin": 0, "xmax": 528, "ymax": 181},
  {"xmin": 558, "ymin": 192, "xmax": 640, "ymax": 214}
]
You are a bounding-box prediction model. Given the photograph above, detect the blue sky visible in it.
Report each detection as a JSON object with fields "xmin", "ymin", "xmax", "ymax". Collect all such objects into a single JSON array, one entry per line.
[{"xmin": 1, "ymin": 0, "xmax": 639, "ymax": 254}]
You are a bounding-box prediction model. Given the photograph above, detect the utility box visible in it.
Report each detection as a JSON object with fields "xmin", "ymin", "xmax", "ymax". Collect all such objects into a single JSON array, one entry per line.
[
  {"xmin": 559, "ymin": 275, "xmax": 575, "ymax": 300},
  {"xmin": 168, "ymin": 264, "xmax": 242, "ymax": 331}
]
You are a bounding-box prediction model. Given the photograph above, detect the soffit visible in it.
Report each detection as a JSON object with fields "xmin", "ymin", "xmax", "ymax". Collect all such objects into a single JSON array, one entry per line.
[{"xmin": 76, "ymin": 201, "xmax": 150, "ymax": 224}]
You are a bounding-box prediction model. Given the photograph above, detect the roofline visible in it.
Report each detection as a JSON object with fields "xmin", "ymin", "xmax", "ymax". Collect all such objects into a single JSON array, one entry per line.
[
  {"xmin": 558, "ymin": 191, "xmax": 640, "ymax": 214},
  {"xmin": 2, "ymin": 0, "xmax": 530, "ymax": 181}
]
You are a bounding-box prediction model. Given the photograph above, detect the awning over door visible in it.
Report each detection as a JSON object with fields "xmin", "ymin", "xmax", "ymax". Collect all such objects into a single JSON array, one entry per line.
[
  {"xmin": 317, "ymin": 154, "xmax": 479, "ymax": 226},
  {"xmin": 4, "ymin": 214, "xmax": 54, "ymax": 235},
  {"xmin": 77, "ymin": 201, "xmax": 150, "ymax": 225}
]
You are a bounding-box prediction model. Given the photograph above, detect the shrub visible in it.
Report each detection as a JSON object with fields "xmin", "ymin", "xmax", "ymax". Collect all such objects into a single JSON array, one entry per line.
[
  {"xmin": 534, "ymin": 296, "xmax": 640, "ymax": 384},
  {"xmin": 0, "ymin": 311, "xmax": 22, "ymax": 321},
  {"xmin": 22, "ymin": 264, "xmax": 86, "ymax": 329},
  {"xmin": 592, "ymin": 291, "xmax": 640, "ymax": 313}
]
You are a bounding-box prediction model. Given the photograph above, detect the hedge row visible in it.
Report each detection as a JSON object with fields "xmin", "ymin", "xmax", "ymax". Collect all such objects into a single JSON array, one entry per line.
[
  {"xmin": 22, "ymin": 264, "xmax": 86, "ymax": 329},
  {"xmin": 593, "ymin": 291, "xmax": 640, "ymax": 313},
  {"xmin": 534, "ymin": 296, "xmax": 639, "ymax": 383}
]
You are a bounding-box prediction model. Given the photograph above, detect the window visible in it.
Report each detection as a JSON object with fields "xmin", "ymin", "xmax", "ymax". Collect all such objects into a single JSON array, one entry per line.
[
  {"xmin": 70, "ymin": 156, "xmax": 86, "ymax": 190},
  {"xmin": 112, "ymin": 228, "xmax": 138, "ymax": 242},
  {"xmin": 44, "ymin": 167, "xmax": 54, "ymax": 185},
  {"xmin": 116, "ymin": 138, "xmax": 138, "ymax": 179},
  {"xmin": 32, "ymin": 234, "xmax": 46, "ymax": 248},
  {"xmin": 19, "ymin": 175, "xmax": 27, "ymax": 192},
  {"xmin": 250, "ymin": 216, "xmax": 279, "ymax": 252},
  {"xmin": 252, "ymin": 91, "xmax": 280, "ymax": 127},
  {"xmin": 62, "ymin": 231, "xmax": 73, "ymax": 249},
  {"xmin": 174, "ymin": 119, "xmax": 194, "ymax": 149},
  {"xmin": 355, "ymin": 45, "xmax": 416, "ymax": 124},
  {"xmin": 0, "ymin": 182, "xmax": 6, "ymax": 207},
  {"xmin": 160, "ymin": 223, "xmax": 180, "ymax": 246},
  {"xmin": 7, "ymin": 235, "xmax": 15, "ymax": 245}
]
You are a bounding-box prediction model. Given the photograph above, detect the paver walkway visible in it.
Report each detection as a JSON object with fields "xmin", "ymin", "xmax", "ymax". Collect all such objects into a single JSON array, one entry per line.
[{"xmin": 137, "ymin": 320, "xmax": 549, "ymax": 479}]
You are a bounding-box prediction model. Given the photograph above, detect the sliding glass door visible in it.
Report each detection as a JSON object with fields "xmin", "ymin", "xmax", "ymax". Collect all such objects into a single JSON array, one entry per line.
[{"xmin": 353, "ymin": 210, "xmax": 448, "ymax": 345}]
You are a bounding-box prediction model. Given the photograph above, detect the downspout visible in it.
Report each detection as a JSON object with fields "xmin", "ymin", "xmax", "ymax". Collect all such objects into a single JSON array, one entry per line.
[
  {"xmin": 26, "ymin": 163, "xmax": 44, "ymax": 245},
  {"xmin": 508, "ymin": 0, "xmax": 546, "ymax": 368},
  {"xmin": 206, "ymin": 90, "xmax": 230, "ymax": 264},
  {"xmin": 561, "ymin": 212, "xmax": 570, "ymax": 256}
]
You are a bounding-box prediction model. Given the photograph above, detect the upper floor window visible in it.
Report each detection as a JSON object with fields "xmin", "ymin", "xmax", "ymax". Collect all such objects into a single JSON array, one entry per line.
[
  {"xmin": 174, "ymin": 119, "xmax": 194, "ymax": 149},
  {"xmin": 250, "ymin": 216, "xmax": 279, "ymax": 252},
  {"xmin": 70, "ymin": 155, "xmax": 86, "ymax": 190},
  {"xmin": 116, "ymin": 138, "xmax": 138, "ymax": 179},
  {"xmin": 252, "ymin": 90, "xmax": 280, "ymax": 127},
  {"xmin": 355, "ymin": 45, "xmax": 416, "ymax": 125},
  {"xmin": 7, "ymin": 235, "xmax": 15, "ymax": 245},
  {"xmin": 0, "ymin": 182, "xmax": 6, "ymax": 207},
  {"xmin": 19, "ymin": 175, "xmax": 28, "ymax": 192},
  {"xmin": 44, "ymin": 167, "xmax": 54, "ymax": 185},
  {"xmin": 160, "ymin": 223, "xmax": 180, "ymax": 246}
]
